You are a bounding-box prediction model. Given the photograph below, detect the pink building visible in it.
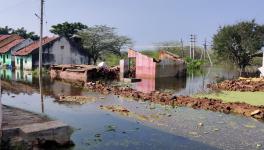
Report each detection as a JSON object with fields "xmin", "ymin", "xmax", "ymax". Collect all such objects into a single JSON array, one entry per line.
[{"xmin": 120, "ymin": 49, "xmax": 186, "ymax": 79}]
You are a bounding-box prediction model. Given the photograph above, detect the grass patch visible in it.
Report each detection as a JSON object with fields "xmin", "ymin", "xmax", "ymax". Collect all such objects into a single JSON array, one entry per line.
[{"xmin": 194, "ymin": 91, "xmax": 264, "ymax": 106}]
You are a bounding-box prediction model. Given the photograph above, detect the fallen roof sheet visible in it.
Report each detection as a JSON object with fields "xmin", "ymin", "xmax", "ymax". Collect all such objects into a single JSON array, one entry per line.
[
  {"xmin": 14, "ymin": 37, "xmax": 59, "ymax": 56},
  {"xmin": 0, "ymin": 39, "xmax": 24, "ymax": 54}
]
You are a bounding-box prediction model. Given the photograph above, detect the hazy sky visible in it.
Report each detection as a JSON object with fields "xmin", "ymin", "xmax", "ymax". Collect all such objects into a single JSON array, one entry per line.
[{"xmin": 0, "ymin": 0, "xmax": 263, "ymax": 49}]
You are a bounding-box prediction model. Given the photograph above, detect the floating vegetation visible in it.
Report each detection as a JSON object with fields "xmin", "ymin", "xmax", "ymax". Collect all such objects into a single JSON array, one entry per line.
[
  {"xmin": 100, "ymin": 105, "xmax": 160, "ymax": 123},
  {"xmin": 56, "ymin": 96, "xmax": 96, "ymax": 104}
]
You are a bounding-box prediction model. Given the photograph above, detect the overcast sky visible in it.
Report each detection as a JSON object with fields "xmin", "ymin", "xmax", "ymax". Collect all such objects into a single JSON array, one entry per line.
[{"xmin": 0, "ymin": 0, "xmax": 263, "ymax": 49}]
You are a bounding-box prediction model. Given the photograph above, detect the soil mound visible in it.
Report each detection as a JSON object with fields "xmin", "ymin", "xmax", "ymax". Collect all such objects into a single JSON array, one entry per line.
[{"xmin": 207, "ymin": 77, "xmax": 264, "ymax": 92}]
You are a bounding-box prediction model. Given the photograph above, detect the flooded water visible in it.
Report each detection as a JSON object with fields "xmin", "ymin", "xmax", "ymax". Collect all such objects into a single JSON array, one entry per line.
[
  {"xmin": 133, "ymin": 66, "xmax": 239, "ymax": 95},
  {"xmin": 1, "ymin": 67, "xmax": 264, "ymax": 150}
]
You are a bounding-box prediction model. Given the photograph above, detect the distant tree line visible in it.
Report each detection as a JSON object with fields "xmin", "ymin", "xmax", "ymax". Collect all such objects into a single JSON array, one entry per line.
[{"xmin": 0, "ymin": 26, "xmax": 39, "ymax": 40}]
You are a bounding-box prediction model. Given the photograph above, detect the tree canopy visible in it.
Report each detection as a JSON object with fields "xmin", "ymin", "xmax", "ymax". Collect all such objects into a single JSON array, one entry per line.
[
  {"xmin": 50, "ymin": 22, "xmax": 88, "ymax": 39},
  {"xmin": 76, "ymin": 25, "xmax": 132, "ymax": 64},
  {"xmin": 212, "ymin": 20, "xmax": 264, "ymax": 71},
  {"xmin": 0, "ymin": 26, "xmax": 39, "ymax": 40}
]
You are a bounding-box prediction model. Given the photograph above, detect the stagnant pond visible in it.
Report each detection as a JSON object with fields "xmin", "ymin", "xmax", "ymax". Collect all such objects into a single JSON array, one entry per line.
[{"xmin": 1, "ymin": 67, "xmax": 264, "ymax": 150}]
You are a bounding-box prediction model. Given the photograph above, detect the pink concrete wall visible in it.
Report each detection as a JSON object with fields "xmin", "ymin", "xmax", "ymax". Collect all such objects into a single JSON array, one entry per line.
[{"xmin": 128, "ymin": 49, "xmax": 156, "ymax": 79}]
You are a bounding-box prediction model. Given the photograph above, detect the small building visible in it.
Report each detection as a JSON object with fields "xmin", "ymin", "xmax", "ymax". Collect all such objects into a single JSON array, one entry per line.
[
  {"xmin": 13, "ymin": 36, "xmax": 89, "ymax": 70},
  {"xmin": 120, "ymin": 49, "xmax": 186, "ymax": 80},
  {"xmin": 0, "ymin": 35, "xmax": 23, "ymax": 67}
]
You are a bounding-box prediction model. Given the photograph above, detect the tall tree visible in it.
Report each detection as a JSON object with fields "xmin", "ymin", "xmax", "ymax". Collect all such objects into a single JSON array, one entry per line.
[
  {"xmin": 213, "ymin": 20, "xmax": 264, "ymax": 73},
  {"xmin": 77, "ymin": 25, "xmax": 132, "ymax": 64},
  {"xmin": 50, "ymin": 22, "xmax": 88, "ymax": 38},
  {"xmin": 0, "ymin": 26, "xmax": 13, "ymax": 34},
  {"xmin": 0, "ymin": 26, "xmax": 39, "ymax": 40},
  {"xmin": 12, "ymin": 27, "xmax": 39, "ymax": 40}
]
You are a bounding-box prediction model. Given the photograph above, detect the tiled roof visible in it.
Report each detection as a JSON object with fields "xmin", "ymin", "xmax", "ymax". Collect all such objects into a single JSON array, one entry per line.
[
  {"xmin": 14, "ymin": 37, "xmax": 59, "ymax": 56},
  {"xmin": 0, "ymin": 35, "xmax": 11, "ymax": 41},
  {"xmin": 0, "ymin": 39, "xmax": 24, "ymax": 54}
]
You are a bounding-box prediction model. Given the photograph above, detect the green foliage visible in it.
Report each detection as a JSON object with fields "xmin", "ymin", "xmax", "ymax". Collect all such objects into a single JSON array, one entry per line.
[
  {"xmin": 212, "ymin": 20, "xmax": 264, "ymax": 70},
  {"xmin": 195, "ymin": 91, "xmax": 264, "ymax": 106},
  {"xmin": 77, "ymin": 25, "xmax": 132, "ymax": 64},
  {"xmin": 141, "ymin": 50, "xmax": 159, "ymax": 59},
  {"xmin": 100, "ymin": 51, "xmax": 128, "ymax": 67},
  {"xmin": 185, "ymin": 57, "xmax": 204, "ymax": 70},
  {"xmin": 0, "ymin": 26, "xmax": 39, "ymax": 40},
  {"xmin": 12, "ymin": 27, "xmax": 39, "ymax": 40},
  {"xmin": 50, "ymin": 22, "xmax": 88, "ymax": 38}
]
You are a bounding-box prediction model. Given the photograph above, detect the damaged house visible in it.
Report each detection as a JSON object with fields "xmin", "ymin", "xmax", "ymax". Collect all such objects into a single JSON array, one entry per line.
[
  {"xmin": 120, "ymin": 49, "xmax": 186, "ymax": 79},
  {"xmin": 13, "ymin": 36, "xmax": 89, "ymax": 70}
]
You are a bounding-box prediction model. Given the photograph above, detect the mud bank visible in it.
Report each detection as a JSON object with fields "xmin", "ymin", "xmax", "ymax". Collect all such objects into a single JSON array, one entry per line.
[
  {"xmin": 85, "ymin": 82, "xmax": 264, "ymax": 120},
  {"xmin": 207, "ymin": 77, "xmax": 264, "ymax": 92}
]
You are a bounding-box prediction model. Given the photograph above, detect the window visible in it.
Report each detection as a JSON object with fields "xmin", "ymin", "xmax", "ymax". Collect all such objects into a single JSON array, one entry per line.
[
  {"xmin": 60, "ymin": 46, "xmax": 64, "ymax": 50},
  {"xmin": 17, "ymin": 58, "xmax": 19, "ymax": 63},
  {"xmin": 0, "ymin": 55, "xmax": 2, "ymax": 58},
  {"xmin": 25, "ymin": 59, "xmax": 27, "ymax": 64},
  {"xmin": 6, "ymin": 55, "xmax": 8, "ymax": 59}
]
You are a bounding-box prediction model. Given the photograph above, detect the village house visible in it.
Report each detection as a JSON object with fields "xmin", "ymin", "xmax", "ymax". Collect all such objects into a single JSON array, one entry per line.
[
  {"xmin": 0, "ymin": 35, "xmax": 23, "ymax": 67},
  {"xmin": 120, "ymin": 49, "xmax": 186, "ymax": 80},
  {"xmin": 13, "ymin": 36, "xmax": 89, "ymax": 70}
]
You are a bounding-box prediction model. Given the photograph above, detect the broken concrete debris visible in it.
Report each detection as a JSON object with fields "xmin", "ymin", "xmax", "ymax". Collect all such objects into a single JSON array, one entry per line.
[
  {"xmin": 50, "ymin": 64, "xmax": 119, "ymax": 82},
  {"xmin": 85, "ymin": 81, "xmax": 264, "ymax": 120},
  {"xmin": 207, "ymin": 77, "xmax": 264, "ymax": 92},
  {"xmin": 1, "ymin": 105, "xmax": 73, "ymax": 149}
]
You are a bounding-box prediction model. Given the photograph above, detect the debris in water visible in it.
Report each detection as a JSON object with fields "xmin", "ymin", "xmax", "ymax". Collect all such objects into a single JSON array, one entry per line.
[
  {"xmin": 100, "ymin": 105, "xmax": 159, "ymax": 123},
  {"xmin": 243, "ymin": 124, "xmax": 256, "ymax": 129},
  {"xmin": 56, "ymin": 95, "xmax": 96, "ymax": 104},
  {"xmin": 198, "ymin": 122, "xmax": 204, "ymax": 127}
]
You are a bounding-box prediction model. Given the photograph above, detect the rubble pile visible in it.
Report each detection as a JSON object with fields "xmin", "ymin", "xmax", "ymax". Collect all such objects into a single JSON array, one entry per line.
[
  {"xmin": 207, "ymin": 77, "xmax": 264, "ymax": 92},
  {"xmin": 96, "ymin": 66, "xmax": 120, "ymax": 80},
  {"xmin": 85, "ymin": 81, "xmax": 264, "ymax": 120}
]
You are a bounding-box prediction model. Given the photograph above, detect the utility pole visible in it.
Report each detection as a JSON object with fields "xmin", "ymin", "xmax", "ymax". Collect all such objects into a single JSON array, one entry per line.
[
  {"xmin": 39, "ymin": 0, "xmax": 44, "ymax": 75},
  {"xmin": 190, "ymin": 34, "xmax": 193, "ymax": 58},
  {"xmin": 190, "ymin": 34, "xmax": 196, "ymax": 59},
  {"xmin": 180, "ymin": 38, "xmax": 184, "ymax": 58},
  {"xmin": 203, "ymin": 38, "xmax": 213, "ymax": 66},
  {"xmin": 39, "ymin": 0, "xmax": 44, "ymax": 113}
]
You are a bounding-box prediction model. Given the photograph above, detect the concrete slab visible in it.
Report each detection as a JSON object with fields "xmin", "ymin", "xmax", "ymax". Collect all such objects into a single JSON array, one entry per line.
[{"xmin": 1, "ymin": 105, "xmax": 73, "ymax": 148}]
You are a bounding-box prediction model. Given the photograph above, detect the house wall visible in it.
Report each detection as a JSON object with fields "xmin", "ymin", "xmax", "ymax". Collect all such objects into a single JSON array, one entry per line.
[
  {"xmin": 0, "ymin": 51, "xmax": 12, "ymax": 66},
  {"xmin": 15, "ymin": 55, "xmax": 32, "ymax": 70},
  {"xmin": 128, "ymin": 49, "xmax": 156, "ymax": 79},
  {"xmin": 32, "ymin": 37, "xmax": 89, "ymax": 68},
  {"xmin": 11, "ymin": 39, "xmax": 33, "ymax": 63},
  {"xmin": 156, "ymin": 59, "xmax": 186, "ymax": 78}
]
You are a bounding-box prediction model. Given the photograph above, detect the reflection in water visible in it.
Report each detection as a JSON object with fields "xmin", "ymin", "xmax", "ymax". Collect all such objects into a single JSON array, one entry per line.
[
  {"xmin": 1, "ymin": 67, "xmax": 264, "ymax": 150},
  {"xmin": 39, "ymin": 70, "xmax": 44, "ymax": 113},
  {"xmin": 134, "ymin": 66, "xmax": 239, "ymax": 95}
]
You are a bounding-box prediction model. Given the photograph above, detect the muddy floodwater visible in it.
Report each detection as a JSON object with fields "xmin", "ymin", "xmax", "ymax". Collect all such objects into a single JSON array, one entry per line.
[{"xmin": 1, "ymin": 67, "xmax": 264, "ymax": 150}]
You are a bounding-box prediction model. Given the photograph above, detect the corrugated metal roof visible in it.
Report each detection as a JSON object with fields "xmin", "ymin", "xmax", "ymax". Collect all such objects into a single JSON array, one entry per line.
[
  {"xmin": 0, "ymin": 39, "xmax": 24, "ymax": 54},
  {"xmin": 14, "ymin": 37, "xmax": 59, "ymax": 56}
]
